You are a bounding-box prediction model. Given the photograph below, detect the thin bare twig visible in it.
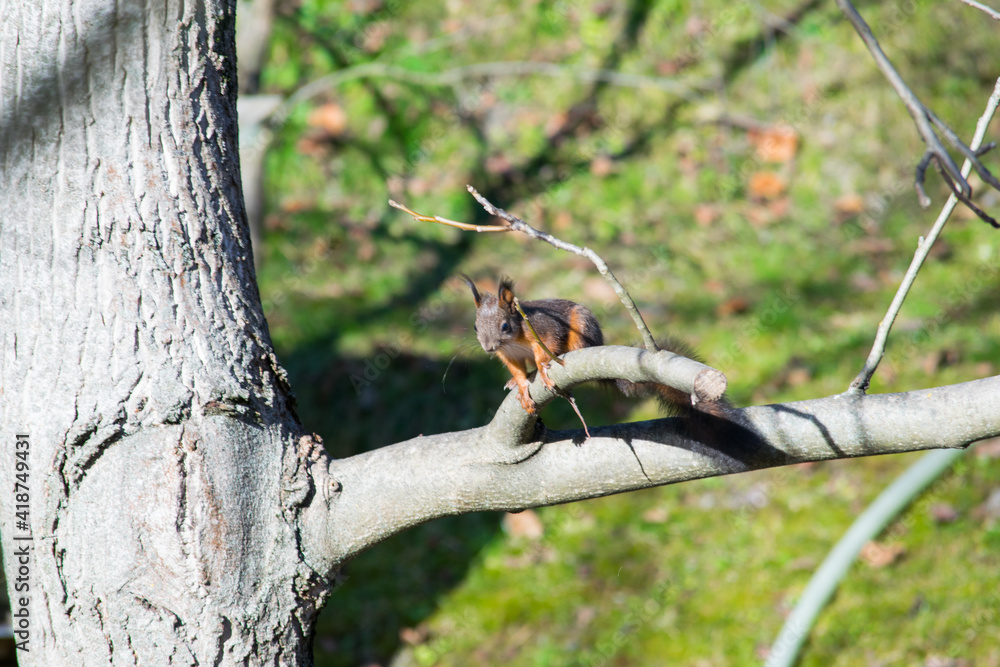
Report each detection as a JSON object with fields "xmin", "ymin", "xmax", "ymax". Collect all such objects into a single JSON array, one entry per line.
[
  {"xmin": 562, "ymin": 392, "xmax": 591, "ymax": 439},
  {"xmin": 464, "ymin": 186, "xmax": 659, "ymax": 352},
  {"xmin": 387, "ymin": 200, "xmax": 510, "ymax": 232},
  {"xmin": 512, "ymin": 297, "xmax": 565, "ymax": 366},
  {"xmin": 270, "ymin": 61, "xmax": 703, "ymax": 131},
  {"xmin": 836, "ymin": 0, "xmax": 1000, "ymax": 225},
  {"xmin": 957, "ymin": 0, "xmax": 1000, "ymax": 20},
  {"xmin": 849, "ymin": 77, "xmax": 1000, "ymax": 393},
  {"xmin": 512, "ymin": 297, "xmax": 591, "ymax": 436},
  {"xmin": 392, "ymin": 192, "xmax": 735, "ymax": 407},
  {"xmin": 933, "ymin": 157, "xmax": 1000, "ymax": 228},
  {"xmin": 393, "ymin": 187, "xmax": 660, "ymax": 352}
]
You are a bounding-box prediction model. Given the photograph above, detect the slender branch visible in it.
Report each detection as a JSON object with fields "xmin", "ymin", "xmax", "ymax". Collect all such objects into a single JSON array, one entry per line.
[
  {"xmin": 562, "ymin": 392, "xmax": 591, "ymax": 439},
  {"xmin": 340, "ymin": 60, "xmax": 697, "ymax": 101},
  {"xmin": 387, "ymin": 199, "xmax": 510, "ymax": 232},
  {"xmin": 835, "ymin": 0, "xmax": 1000, "ymax": 222},
  {"xmin": 849, "ymin": 77, "xmax": 1000, "ymax": 393},
  {"xmin": 390, "ymin": 188, "xmax": 661, "ymax": 352},
  {"xmin": 268, "ymin": 60, "xmax": 702, "ymax": 130},
  {"xmin": 512, "ymin": 297, "xmax": 565, "ymax": 366},
  {"xmin": 510, "ymin": 295, "xmax": 593, "ymax": 440},
  {"xmin": 933, "ymin": 155, "xmax": 1000, "ymax": 228},
  {"xmin": 311, "ymin": 374, "xmax": 1000, "ymax": 564},
  {"xmin": 466, "ymin": 187, "xmax": 660, "ymax": 352},
  {"xmin": 957, "ymin": 0, "xmax": 1000, "ymax": 20}
]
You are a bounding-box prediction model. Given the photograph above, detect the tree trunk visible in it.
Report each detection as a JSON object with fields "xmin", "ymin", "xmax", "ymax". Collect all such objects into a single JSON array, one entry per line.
[
  {"xmin": 3, "ymin": 1, "xmax": 999, "ymax": 665},
  {"xmin": 0, "ymin": 0, "xmax": 330, "ymax": 663}
]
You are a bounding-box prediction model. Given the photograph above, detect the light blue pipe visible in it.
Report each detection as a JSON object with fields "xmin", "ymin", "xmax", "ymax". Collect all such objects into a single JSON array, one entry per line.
[{"xmin": 766, "ymin": 447, "xmax": 968, "ymax": 667}]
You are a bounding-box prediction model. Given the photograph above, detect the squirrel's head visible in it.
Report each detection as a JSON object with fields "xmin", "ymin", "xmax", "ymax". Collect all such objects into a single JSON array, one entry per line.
[{"xmin": 460, "ymin": 274, "xmax": 521, "ymax": 353}]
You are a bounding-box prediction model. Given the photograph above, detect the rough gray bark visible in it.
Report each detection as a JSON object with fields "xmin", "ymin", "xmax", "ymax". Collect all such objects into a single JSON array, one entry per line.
[
  {"xmin": 2, "ymin": 1, "xmax": 998, "ymax": 665},
  {"xmin": 0, "ymin": 0, "xmax": 324, "ymax": 663}
]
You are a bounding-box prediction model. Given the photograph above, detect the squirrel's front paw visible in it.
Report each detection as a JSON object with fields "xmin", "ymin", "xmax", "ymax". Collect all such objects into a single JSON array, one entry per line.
[
  {"xmin": 515, "ymin": 386, "xmax": 537, "ymax": 414},
  {"xmin": 538, "ymin": 363, "xmax": 557, "ymax": 390},
  {"xmin": 504, "ymin": 378, "xmax": 517, "ymax": 391}
]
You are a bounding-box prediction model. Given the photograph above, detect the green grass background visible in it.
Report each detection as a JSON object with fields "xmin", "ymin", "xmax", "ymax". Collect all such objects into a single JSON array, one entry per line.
[{"xmin": 253, "ymin": 1, "xmax": 1000, "ymax": 664}]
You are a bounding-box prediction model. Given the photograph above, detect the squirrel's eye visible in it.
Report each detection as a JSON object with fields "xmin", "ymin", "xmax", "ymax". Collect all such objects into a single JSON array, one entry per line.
[
  {"xmin": 474, "ymin": 324, "xmax": 478, "ymax": 333},
  {"xmin": 501, "ymin": 322, "xmax": 511, "ymax": 333}
]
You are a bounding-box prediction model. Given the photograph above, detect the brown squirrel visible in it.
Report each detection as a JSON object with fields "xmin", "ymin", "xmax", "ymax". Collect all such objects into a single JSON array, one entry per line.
[{"xmin": 460, "ymin": 274, "xmax": 705, "ymax": 416}]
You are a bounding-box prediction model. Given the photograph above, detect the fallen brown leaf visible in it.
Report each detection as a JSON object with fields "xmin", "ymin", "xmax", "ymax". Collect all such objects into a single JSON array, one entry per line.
[
  {"xmin": 641, "ymin": 507, "xmax": 669, "ymax": 523},
  {"xmin": 974, "ymin": 437, "xmax": 1000, "ymax": 460},
  {"xmin": 694, "ymin": 203, "xmax": 720, "ymax": 227},
  {"xmin": 785, "ymin": 366, "xmax": 812, "ymax": 387},
  {"xmin": 748, "ymin": 172, "xmax": 787, "ymax": 200},
  {"xmin": 553, "ymin": 211, "xmax": 573, "ymax": 231},
  {"xmin": 748, "ymin": 126, "xmax": 799, "ymax": 163},
  {"xmin": 398, "ymin": 624, "xmax": 429, "ymax": 646},
  {"xmin": 834, "ymin": 193, "xmax": 865, "ymax": 217},
  {"xmin": 929, "ymin": 503, "xmax": 959, "ymax": 524},
  {"xmin": 716, "ymin": 296, "xmax": 750, "ymax": 317},
  {"xmin": 590, "ymin": 155, "xmax": 614, "ymax": 177},
  {"xmin": 485, "ymin": 154, "xmax": 511, "ymax": 175},
  {"xmin": 503, "ymin": 509, "xmax": 544, "ymax": 540},
  {"xmin": 307, "ymin": 103, "xmax": 348, "ymax": 137},
  {"xmin": 860, "ymin": 541, "xmax": 905, "ymax": 568}
]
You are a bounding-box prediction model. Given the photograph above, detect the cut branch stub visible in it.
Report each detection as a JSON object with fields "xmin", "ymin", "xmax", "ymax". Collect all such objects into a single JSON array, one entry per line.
[
  {"xmin": 692, "ymin": 367, "xmax": 728, "ymax": 405},
  {"xmin": 634, "ymin": 347, "xmax": 727, "ymax": 402}
]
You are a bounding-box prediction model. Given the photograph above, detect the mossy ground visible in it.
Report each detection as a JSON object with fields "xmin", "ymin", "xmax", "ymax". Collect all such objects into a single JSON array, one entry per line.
[{"xmin": 256, "ymin": 1, "xmax": 1000, "ymax": 664}]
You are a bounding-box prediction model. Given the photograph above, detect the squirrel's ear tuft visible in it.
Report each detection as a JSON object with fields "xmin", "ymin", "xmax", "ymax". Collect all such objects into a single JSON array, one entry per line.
[
  {"xmin": 459, "ymin": 273, "xmax": 481, "ymax": 307},
  {"xmin": 498, "ymin": 275, "xmax": 516, "ymax": 310}
]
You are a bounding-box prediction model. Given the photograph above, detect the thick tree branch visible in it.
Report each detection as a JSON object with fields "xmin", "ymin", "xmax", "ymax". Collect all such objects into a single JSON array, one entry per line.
[
  {"xmin": 303, "ymin": 349, "xmax": 1000, "ymax": 566},
  {"xmin": 477, "ymin": 344, "xmax": 728, "ymax": 446}
]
